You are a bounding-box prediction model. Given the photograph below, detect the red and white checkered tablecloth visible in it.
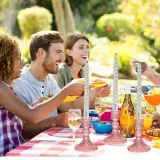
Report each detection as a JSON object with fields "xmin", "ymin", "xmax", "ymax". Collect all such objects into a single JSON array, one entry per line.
[{"xmin": 5, "ymin": 127, "xmax": 160, "ymax": 158}]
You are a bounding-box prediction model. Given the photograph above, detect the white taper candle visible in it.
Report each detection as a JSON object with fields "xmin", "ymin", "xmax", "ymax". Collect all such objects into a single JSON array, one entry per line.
[
  {"xmin": 83, "ymin": 60, "xmax": 90, "ymax": 118},
  {"xmin": 136, "ymin": 62, "xmax": 142, "ymax": 119},
  {"xmin": 113, "ymin": 53, "xmax": 118, "ymax": 111}
]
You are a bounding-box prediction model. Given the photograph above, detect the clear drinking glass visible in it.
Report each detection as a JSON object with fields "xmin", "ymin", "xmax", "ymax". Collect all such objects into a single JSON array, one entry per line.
[
  {"xmin": 94, "ymin": 97, "xmax": 107, "ymax": 116},
  {"xmin": 144, "ymin": 101, "xmax": 156, "ymax": 115},
  {"xmin": 68, "ymin": 109, "xmax": 82, "ymax": 143}
]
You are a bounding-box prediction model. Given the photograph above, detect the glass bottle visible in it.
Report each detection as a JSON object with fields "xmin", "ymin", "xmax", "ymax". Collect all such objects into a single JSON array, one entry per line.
[{"xmin": 120, "ymin": 83, "xmax": 135, "ymax": 138}]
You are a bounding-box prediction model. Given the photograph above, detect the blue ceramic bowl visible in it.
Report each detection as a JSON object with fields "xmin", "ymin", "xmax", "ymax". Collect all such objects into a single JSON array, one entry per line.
[
  {"xmin": 89, "ymin": 110, "xmax": 98, "ymax": 117},
  {"xmin": 91, "ymin": 120, "xmax": 112, "ymax": 134}
]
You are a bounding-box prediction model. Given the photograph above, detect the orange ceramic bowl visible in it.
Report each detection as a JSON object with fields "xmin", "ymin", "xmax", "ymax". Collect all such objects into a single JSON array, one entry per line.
[{"xmin": 144, "ymin": 95, "xmax": 160, "ymax": 106}]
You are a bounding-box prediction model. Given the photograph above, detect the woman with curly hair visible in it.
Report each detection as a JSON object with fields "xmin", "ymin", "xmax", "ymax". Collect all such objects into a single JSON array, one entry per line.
[{"xmin": 0, "ymin": 34, "xmax": 84, "ymax": 156}]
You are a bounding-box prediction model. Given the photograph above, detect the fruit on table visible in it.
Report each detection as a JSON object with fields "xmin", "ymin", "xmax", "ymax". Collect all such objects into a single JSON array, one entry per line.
[
  {"xmin": 146, "ymin": 127, "xmax": 160, "ymax": 137},
  {"xmin": 152, "ymin": 140, "xmax": 160, "ymax": 148},
  {"xmin": 99, "ymin": 121, "xmax": 108, "ymax": 124},
  {"xmin": 148, "ymin": 87, "xmax": 160, "ymax": 95},
  {"xmin": 145, "ymin": 113, "xmax": 160, "ymax": 137},
  {"xmin": 145, "ymin": 105, "xmax": 156, "ymax": 114}
]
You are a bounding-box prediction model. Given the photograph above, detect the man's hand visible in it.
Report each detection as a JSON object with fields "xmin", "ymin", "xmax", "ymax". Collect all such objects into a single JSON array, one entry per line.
[
  {"xmin": 88, "ymin": 84, "xmax": 111, "ymax": 109},
  {"xmin": 65, "ymin": 82, "xmax": 84, "ymax": 96},
  {"xmin": 94, "ymin": 84, "xmax": 111, "ymax": 97},
  {"xmin": 131, "ymin": 59, "xmax": 149, "ymax": 76},
  {"xmin": 54, "ymin": 112, "xmax": 68, "ymax": 127},
  {"xmin": 132, "ymin": 59, "xmax": 160, "ymax": 85}
]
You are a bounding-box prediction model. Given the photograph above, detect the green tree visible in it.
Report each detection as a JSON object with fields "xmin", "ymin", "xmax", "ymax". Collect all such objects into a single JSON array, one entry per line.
[
  {"xmin": 96, "ymin": 13, "xmax": 133, "ymax": 41},
  {"xmin": 69, "ymin": 0, "xmax": 120, "ymax": 33},
  {"xmin": 119, "ymin": 0, "xmax": 160, "ymax": 70},
  {"xmin": 17, "ymin": 6, "xmax": 52, "ymax": 39},
  {"xmin": 51, "ymin": 0, "xmax": 75, "ymax": 38},
  {"xmin": 20, "ymin": 0, "xmax": 120, "ymax": 34},
  {"xmin": 0, "ymin": 0, "xmax": 18, "ymax": 34},
  {"xmin": 119, "ymin": 0, "xmax": 160, "ymax": 38},
  {"xmin": 36, "ymin": 0, "xmax": 56, "ymax": 30}
]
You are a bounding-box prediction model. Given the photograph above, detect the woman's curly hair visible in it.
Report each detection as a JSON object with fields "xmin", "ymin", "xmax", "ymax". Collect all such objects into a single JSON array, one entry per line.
[{"xmin": 0, "ymin": 35, "xmax": 19, "ymax": 80}]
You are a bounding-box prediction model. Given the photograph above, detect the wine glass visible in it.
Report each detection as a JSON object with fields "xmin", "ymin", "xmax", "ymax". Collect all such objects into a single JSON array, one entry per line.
[
  {"xmin": 68, "ymin": 109, "xmax": 82, "ymax": 143},
  {"xmin": 95, "ymin": 97, "xmax": 107, "ymax": 116},
  {"xmin": 143, "ymin": 89, "xmax": 157, "ymax": 115},
  {"xmin": 144, "ymin": 101, "xmax": 156, "ymax": 115}
]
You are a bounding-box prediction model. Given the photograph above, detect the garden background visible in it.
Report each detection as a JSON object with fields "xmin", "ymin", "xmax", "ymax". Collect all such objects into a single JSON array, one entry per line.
[{"xmin": 0, "ymin": 0, "xmax": 159, "ymax": 104}]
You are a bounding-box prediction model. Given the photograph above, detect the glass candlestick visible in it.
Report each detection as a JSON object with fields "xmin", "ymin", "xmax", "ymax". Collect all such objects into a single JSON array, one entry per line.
[
  {"xmin": 127, "ymin": 63, "xmax": 150, "ymax": 152},
  {"xmin": 75, "ymin": 118, "xmax": 98, "ymax": 151},
  {"xmin": 104, "ymin": 110, "xmax": 126, "ymax": 144},
  {"xmin": 104, "ymin": 53, "xmax": 126, "ymax": 144},
  {"xmin": 127, "ymin": 119, "xmax": 151, "ymax": 152}
]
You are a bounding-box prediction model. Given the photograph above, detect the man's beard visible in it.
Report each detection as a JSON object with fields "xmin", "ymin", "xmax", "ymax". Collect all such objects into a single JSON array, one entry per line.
[{"xmin": 42, "ymin": 57, "xmax": 58, "ymax": 74}]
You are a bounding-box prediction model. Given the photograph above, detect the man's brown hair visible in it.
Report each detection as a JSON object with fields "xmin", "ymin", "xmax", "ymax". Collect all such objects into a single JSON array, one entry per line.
[
  {"xmin": 64, "ymin": 34, "xmax": 89, "ymax": 66},
  {"xmin": 30, "ymin": 31, "xmax": 64, "ymax": 61}
]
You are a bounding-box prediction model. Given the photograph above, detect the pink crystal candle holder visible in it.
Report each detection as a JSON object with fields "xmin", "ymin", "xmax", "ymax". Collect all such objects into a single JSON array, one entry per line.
[
  {"xmin": 104, "ymin": 110, "xmax": 127, "ymax": 144},
  {"xmin": 75, "ymin": 118, "xmax": 98, "ymax": 152},
  {"xmin": 127, "ymin": 119, "xmax": 151, "ymax": 152}
]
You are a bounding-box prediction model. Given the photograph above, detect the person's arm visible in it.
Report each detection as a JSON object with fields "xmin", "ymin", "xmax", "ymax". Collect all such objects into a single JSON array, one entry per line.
[
  {"xmin": 58, "ymin": 84, "xmax": 111, "ymax": 112},
  {"xmin": 0, "ymin": 80, "xmax": 84, "ymax": 123},
  {"xmin": 132, "ymin": 59, "xmax": 160, "ymax": 85},
  {"xmin": 22, "ymin": 112, "xmax": 68, "ymax": 139},
  {"xmin": 144, "ymin": 67, "xmax": 160, "ymax": 85}
]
